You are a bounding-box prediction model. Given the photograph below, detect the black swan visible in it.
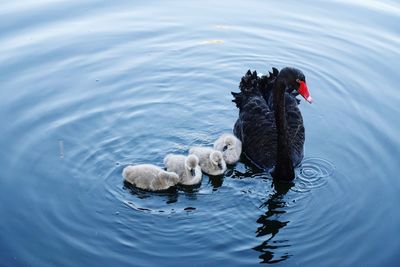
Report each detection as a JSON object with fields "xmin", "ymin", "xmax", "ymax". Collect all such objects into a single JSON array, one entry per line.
[{"xmin": 231, "ymin": 67, "xmax": 312, "ymax": 182}]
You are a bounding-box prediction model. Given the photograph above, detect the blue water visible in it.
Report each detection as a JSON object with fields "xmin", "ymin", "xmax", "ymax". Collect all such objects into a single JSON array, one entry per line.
[{"xmin": 1, "ymin": 1, "xmax": 399, "ymax": 266}]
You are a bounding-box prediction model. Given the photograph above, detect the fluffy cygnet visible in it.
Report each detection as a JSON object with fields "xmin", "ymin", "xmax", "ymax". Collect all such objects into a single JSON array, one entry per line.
[
  {"xmin": 213, "ymin": 133, "xmax": 242, "ymax": 164},
  {"xmin": 188, "ymin": 147, "xmax": 227, "ymax": 176},
  {"xmin": 122, "ymin": 164, "xmax": 179, "ymax": 191},
  {"xmin": 163, "ymin": 154, "xmax": 202, "ymax": 185}
]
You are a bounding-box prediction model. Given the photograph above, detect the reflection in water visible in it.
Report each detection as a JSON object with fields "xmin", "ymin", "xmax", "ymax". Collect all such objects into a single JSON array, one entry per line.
[
  {"xmin": 254, "ymin": 181, "xmax": 293, "ymax": 264},
  {"xmin": 123, "ymin": 179, "xmax": 203, "ymax": 208},
  {"xmin": 252, "ymin": 159, "xmax": 335, "ymax": 263},
  {"xmin": 207, "ymin": 174, "xmax": 224, "ymax": 189},
  {"xmin": 123, "ymin": 181, "xmax": 179, "ymax": 205}
]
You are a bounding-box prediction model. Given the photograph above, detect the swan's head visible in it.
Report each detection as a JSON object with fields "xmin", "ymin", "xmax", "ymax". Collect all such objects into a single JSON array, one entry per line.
[
  {"xmin": 210, "ymin": 151, "xmax": 226, "ymax": 170},
  {"xmin": 186, "ymin": 154, "xmax": 199, "ymax": 177},
  {"xmin": 279, "ymin": 67, "xmax": 313, "ymax": 103}
]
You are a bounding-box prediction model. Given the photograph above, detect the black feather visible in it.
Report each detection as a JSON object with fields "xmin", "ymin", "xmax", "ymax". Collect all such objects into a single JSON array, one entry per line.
[{"xmin": 232, "ymin": 66, "xmax": 305, "ymax": 170}]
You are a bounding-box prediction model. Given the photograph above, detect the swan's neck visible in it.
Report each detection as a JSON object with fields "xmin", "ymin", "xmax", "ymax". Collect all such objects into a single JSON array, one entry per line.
[{"xmin": 272, "ymin": 79, "xmax": 295, "ymax": 181}]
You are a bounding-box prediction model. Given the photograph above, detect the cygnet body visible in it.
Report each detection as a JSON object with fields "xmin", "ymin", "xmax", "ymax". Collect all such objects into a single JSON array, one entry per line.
[
  {"xmin": 213, "ymin": 133, "xmax": 242, "ymax": 164},
  {"xmin": 188, "ymin": 147, "xmax": 227, "ymax": 175},
  {"xmin": 164, "ymin": 154, "xmax": 202, "ymax": 185},
  {"xmin": 122, "ymin": 164, "xmax": 179, "ymax": 191}
]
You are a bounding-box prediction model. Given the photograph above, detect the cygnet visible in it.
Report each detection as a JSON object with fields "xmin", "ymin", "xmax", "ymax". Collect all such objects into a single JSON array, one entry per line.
[
  {"xmin": 122, "ymin": 164, "xmax": 179, "ymax": 191},
  {"xmin": 213, "ymin": 133, "xmax": 242, "ymax": 164},
  {"xmin": 188, "ymin": 147, "xmax": 227, "ymax": 175},
  {"xmin": 164, "ymin": 154, "xmax": 202, "ymax": 185}
]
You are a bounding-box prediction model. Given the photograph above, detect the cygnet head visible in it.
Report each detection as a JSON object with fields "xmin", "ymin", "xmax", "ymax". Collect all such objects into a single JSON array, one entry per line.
[
  {"xmin": 185, "ymin": 154, "xmax": 199, "ymax": 177},
  {"xmin": 210, "ymin": 151, "xmax": 224, "ymax": 169},
  {"xmin": 223, "ymin": 136, "xmax": 236, "ymax": 151}
]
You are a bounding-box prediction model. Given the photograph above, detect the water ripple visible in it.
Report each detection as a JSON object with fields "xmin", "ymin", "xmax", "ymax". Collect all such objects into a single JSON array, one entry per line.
[
  {"xmin": 1, "ymin": 0, "xmax": 400, "ymax": 266},
  {"xmin": 293, "ymin": 157, "xmax": 336, "ymax": 192}
]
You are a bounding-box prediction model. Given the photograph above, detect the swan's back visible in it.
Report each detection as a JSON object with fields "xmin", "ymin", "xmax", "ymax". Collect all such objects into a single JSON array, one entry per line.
[{"xmin": 232, "ymin": 69, "xmax": 304, "ymax": 169}]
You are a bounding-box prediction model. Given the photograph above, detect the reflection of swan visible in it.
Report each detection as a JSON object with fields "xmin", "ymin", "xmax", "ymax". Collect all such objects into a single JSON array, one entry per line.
[
  {"xmin": 163, "ymin": 154, "xmax": 202, "ymax": 185},
  {"xmin": 253, "ymin": 182, "xmax": 292, "ymax": 264},
  {"xmin": 213, "ymin": 133, "xmax": 242, "ymax": 165},
  {"xmin": 189, "ymin": 147, "xmax": 227, "ymax": 175},
  {"xmin": 122, "ymin": 164, "xmax": 179, "ymax": 191},
  {"xmin": 232, "ymin": 68, "xmax": 312, "ymax": 181}
]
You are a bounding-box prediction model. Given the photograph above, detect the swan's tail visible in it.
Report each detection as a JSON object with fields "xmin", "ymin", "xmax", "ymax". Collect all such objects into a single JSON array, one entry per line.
[
  {"xmin": 231, "ymin": 91, "xmax": 242, "ymax": 108},
  {"xmin": 258, "ymin": 67, "xmax": 279, "ymax": 97},
  {"xmin": 239, "ymin": 70, "xmax": 259, "ymax": 93},
  {"xmin": 231, "ymin": 70, "xmax": 259, "ymax": 109}
]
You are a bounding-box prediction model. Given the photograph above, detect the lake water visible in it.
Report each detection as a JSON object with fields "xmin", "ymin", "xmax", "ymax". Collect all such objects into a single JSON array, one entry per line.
[{"xmin": 1, "ymin": 1, "xmax": 399, "ymax": 266}]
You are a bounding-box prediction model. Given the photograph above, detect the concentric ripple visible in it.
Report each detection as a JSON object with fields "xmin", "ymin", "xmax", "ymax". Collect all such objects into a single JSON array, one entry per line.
[{"xmin": 292, "ymin": 157, "xmax": 335, "ymax": 192}]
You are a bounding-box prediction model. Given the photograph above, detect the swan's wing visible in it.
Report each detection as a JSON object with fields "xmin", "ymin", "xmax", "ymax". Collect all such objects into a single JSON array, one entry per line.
[
  {"xmin": 232, "ymin": 69, "xmax": 279, "ymax": 168},
  {"xmin": 234, "ymin": 95, "xmax": 278, "ymax": 168}
]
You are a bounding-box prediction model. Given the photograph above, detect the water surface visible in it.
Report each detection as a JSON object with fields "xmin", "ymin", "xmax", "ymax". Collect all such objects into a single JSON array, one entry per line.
[{"xmin": 1, "ymin": 1, "xmax": 399, "ymax": 266}]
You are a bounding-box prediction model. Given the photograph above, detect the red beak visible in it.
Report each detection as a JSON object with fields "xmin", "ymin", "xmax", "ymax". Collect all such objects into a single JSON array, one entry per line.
[{"xmin": 298, "ymin": 80, "xmax": 313, "ymax": 103}]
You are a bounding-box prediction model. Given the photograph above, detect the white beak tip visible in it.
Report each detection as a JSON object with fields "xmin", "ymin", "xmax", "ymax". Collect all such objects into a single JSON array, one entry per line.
[{"xmin": 306, "ymin": 96, "xmax": 313, "ymax": 103}]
